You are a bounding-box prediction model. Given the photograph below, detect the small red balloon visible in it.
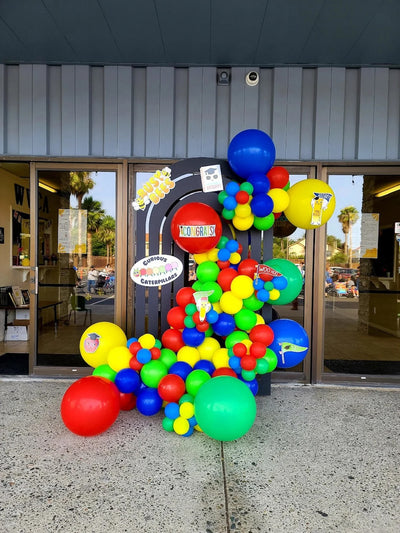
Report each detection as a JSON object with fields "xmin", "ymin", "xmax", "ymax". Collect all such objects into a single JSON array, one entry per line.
[
  {"xmin": 161, "ymin": 328, "xmax": 185, "ymax": 352},
  {"xmin": 250, "ymin": 342, "xmax": 267, "ymax": 359},
  {"xmin": 212, "ymin": 367, "xmax": 238, "ymax": 378},
  {"xmin": 176, "ymin": 287, "xmax": 196, "ymax": 308},
  {"xmin": 235, "ymin": 190, "xmax": 250, "ymax": 204},
  {"xmin": 129, "ymin": 355, "xmax": 144, "ymax": 371},
  {"xmin": 249, "ymin": 324, "xmax": 274, "ymax": 346},
  {"xmin": 129, "ymin": 341, "xmax": 142, "ymax": 355},
  {"xmin": 119, "ymin": 392, "xmax": 137, "ymax": 411},
  {"xmin": 238, "ymin": 258, "xmax": 258, "ymax": 278},
  {"xmin": 217, "ymin": 267, "xmax": 238, "ymax": 292},
  {"xmin": 171, "ymin": 202, "xmax": 222, "ymax": 253},
  {"xmin": 167, "ymin": 306, "xmax": 186, "ymax": 329},
  {"xmin": 61, "ymin": 376, "xmax": 120, "ymax": 437},
  {"xmin": 158, "ymin": 374, "xmax": 186, "ymax": 402},
  {"xmin": 267, "ymin": 166, "xmax": 289, "ymax": 189},
  {"xmin": 240, "ymin": 355, "xmax": 257, "ymax": 371},
  {"xmin": 217, "ymin": 260, "xmax": 231, "ymax": 270},
  {"xmin": 150, "ymin": 347, "xmax": 161, "ymax": 359},
  {"xmin": 196, "ymin": 321, "xmax": 210, "ymax": 332},
  {"xmin": 232, "ymin": 342, "xmax": 247, "ymax": 357}
]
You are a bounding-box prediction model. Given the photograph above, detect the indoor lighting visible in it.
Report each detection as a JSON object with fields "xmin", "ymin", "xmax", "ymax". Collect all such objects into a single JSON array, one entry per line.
[
  {"xmin": 375, "ymin": 183, "xmax": 400, "ymax": 197},
  {"xmin": 39, "ymin": 182, "xmax": 57, "ymax": 193}
]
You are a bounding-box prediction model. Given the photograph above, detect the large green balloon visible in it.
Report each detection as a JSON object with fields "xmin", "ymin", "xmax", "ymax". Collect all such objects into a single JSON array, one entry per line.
[
  {"xmin": 194, "ymin": 376, "xmax": 257, "ymax": 441},
  {"xmin": 263, "ymin": 258, "xmax": 303, "ymax": 305}
]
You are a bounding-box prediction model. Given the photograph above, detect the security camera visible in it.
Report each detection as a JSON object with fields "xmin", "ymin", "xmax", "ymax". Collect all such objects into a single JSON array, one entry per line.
[{"xmin": 245, "ymin": 71, "xmax": 259, "ymax": 86}]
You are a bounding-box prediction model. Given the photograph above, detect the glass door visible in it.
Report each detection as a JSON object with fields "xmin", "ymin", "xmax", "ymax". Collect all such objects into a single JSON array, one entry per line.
[{"xmin": 30, "ymin": 163, "xmax": 125, "ymax": 375}]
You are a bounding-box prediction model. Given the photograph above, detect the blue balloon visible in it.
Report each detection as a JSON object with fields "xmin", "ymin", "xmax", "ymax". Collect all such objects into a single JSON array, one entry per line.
[
  {"xmin": 240, "ymin": 377, "xmax": 259, "ymax": 396},
  {"xmin": 168, "ymin": 361, "xmax": 192, "ymax": 380},
  {"xmin": 136, "ymin": 348, "xmax": 152, "ymax": 364},
  {"xmin": 206, "ymin": 309, "xmax": 219, "ymax": 324},
  {"xmin": 218, "ymin": 248, "xmax": 231, "ymax": 262},
  {"xmin": 228, "ymin": 129, "xmax": 276, "ymax": 178},
  {"xmin": 226, "ymin": 239, "xmax": 239, "ymax": 253},
  {"xmin": 182, "ymin": 327, "xmax": 205, "ymax": 347},
  {"xmin": 253, "ymin": 278, "xmax": 264, "ymax": 291},
  {"xmin": 250, "ymin": 193, "xmax": 273, "ymax": 218},
  {"xmin": 136, "ymin": 388, "xmax": 163, "ymax": 416},
  {"xmin": 268, "ymin": 319, "xmax": 309, "ymax": 369},
  {"xmin": 126, "ymin": 337, "xmax": 138, "ymax": 348},
  {"xmin": 213, "ymin": 312, "xmax": 236, "ymax": 337},
  {"xmin": 164, "ymin": 402, "xmax": 180, "ymax": 419},
  {"xmin": 223, "ymin": 196, "xmax": 238, "ymax": 211},
  {"xmin": 272, "ymin": 276, "xmax": 288, "ymax": 290},
  {"xmin": 194, "ymin": 359, "xmax": 215, "ymax": 374},
  {"xmin": 247, "ymin": 173, "xmax": 270, "ymax": 194},
  {"xmin": 225, "ymin": 181, "xmax": 240, "ymax": 196},
  {"xmin": 115, "ymin": 368, "xmax": 141, "ymax": 394}
]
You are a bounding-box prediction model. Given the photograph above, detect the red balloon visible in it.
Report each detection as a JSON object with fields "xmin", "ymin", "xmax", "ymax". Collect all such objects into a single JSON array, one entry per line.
[
  {"xmin": 212, "ymin": 367, "xmax": 238, "ymax": 378},
  {"xmin": 158, "ymin": 374, "xmax": 186, "ymax": 402},
  {"xmin": 150, "ymin": 347, "xmax": 161, "ymax": 359},
  {"xmin": 217, "ymin": 268, "xmax": 238, "ymax": 292},
  {"xmin": 217, "ymin": 260, "xmax": 231, "ymax": 270},
  {"xmin": 274, "ymin": 212, "xmax": 282, "ymax": 220},
  {"xmin": 171, "ymin": 202, "xmax": 222, "ymax": 253},
  {"xmin": 232, "ymin": 342, "xmax": 247, "ymax": 357},
  {"xmin": 267, "ymin": 166, "xmax": 289, "ymax": 189},
  {"xmin": 235, "ymin": 190, "xmax": 250, "ymax": 204},
  {"xmin": 249, "ymin": 324, "xmax": 274, "ymax": 346},
  {"xmin": 129, "ymin": 341, "xmax": 142, "ymax": 356},
  {"xmin": 250, "ymin": 341, "xmax": 267, "ymax": 359},
  {"xmin": 161, "ymin": 328, "xmax": 185, "ymax": 352},
  {"xmin": 196, "ymin": 320, "xmax": 210, "ymax": 332},
  {"xmin": 129, "ymin": 355, "xmax": 144, "ymax": 371},
  {"xmin": 176, "ymin": 287, "xmax": 195, "ymax": 308},
  {"xmin": 240, "ymin": 355, "xmax": 257, "ymax": 371},
  {"xmin": 238, "ymin": 258, "xmax": 258, "ymax": 278},
  {"xmin": 61, "ymin": 376, "xmax": 120, "ymax": 436},
  {"xmin": 119, "ymin": 392, "xmax": 137, "ymax": 411},
  {"xmin": 167, "ymin": 306, "xmax": 186, "ymax": 329}
]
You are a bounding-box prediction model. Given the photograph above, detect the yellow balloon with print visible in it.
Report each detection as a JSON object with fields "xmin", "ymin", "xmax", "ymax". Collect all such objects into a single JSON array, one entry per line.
[
  {"xmin": 79, "ymin": 321, "xmax": 127, "ymax": 368},
  {"xmin": 284, "ymin": 179, "xmax": 335, "ymax": 229}
]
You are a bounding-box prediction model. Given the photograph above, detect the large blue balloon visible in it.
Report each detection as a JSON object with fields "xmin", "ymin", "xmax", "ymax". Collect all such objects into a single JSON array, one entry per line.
[
  {"xmin": 213, "ymin": 312, "xmax": 236, "ymax": 337},
  {"xmin": 268, "ymin": 319, "xmax": 309, "ymax": 369},
  {"xmin": 182, "ymin": 327, "xmax": 205, "ymax": 347},
  {"xmin": 228, "ymin": 129, "xmax": 276, "ymax": 179}
]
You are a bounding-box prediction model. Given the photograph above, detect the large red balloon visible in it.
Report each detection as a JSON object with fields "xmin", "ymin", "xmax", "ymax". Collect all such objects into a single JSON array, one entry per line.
[
  {"xmin": 267, "ymin": 166, "xmax": 289, "ymax": 189},
  {"xmin": 171, "ymin": 203, "xmax": 222, "ymax": 253},
  {"xmin": 61, "ymin": 376, "xmax": 120, "ymax": 436},
  {"xmin": 167, "ymin": 306, "xmax": 186, "ymax": 329},
  {"xmin": 249, "ymin": 324, "xmax": 274, "ymax": 346},
  {"xmin": 158, "ymin": 374, "xmax": 186, "ymax": 402},
  {"xmin": 238, "ymin": 258, "xmax": 258, "ymax": 278},
  {"xmin": 217, "ymin": 268, "xmax": 238, "ymax": 292},
  {"xmin": 176, "ymin": 287, "xmax": 195, "ymax": 308},
  {"xmin": 161, "ymin": 328, "xmax": 185, "ymax": 352}
]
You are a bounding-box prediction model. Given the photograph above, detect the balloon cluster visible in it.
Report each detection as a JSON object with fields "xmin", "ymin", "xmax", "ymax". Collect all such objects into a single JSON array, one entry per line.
[{"xmin": 61, "ymin": 128, "xmax": 335, "ymax": 443}]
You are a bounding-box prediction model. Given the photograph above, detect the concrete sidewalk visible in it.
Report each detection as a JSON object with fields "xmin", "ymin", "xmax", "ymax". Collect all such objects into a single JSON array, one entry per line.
[{"xmin": 0, "ymin": 380, "xmax": 398, "ymax": 533}]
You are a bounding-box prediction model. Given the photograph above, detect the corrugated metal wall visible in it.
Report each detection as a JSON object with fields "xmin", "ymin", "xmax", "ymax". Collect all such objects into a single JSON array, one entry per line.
[{"xmin": 0, "ymin": 64, "xmax": 399, "ymax": 161}]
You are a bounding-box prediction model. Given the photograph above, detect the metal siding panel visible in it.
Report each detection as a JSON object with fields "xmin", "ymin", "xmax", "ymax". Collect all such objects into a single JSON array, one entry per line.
[
  {"xmin": 343, "ymin": 68, "xmax": 359, "ymax": 160},
  {"xmin": 187, "ymin": 68, "xmax": 203, "ymax": 157},
  {"xmin": 372, "ymin": 68, "xmax": 389, "ymax": 159},
  {"xmin": 314, "ymin": 68, "xmax": 332, "ymax": 159},
  {"xmin": 229, "ymin": 67, "xmax": 247, "ymax": 139},
  {"xmin": 90, "ymin": 67, "xmax": 104, "ymax": 156},
  {"xmin": 32, "ymin": 65, "xmax": 48, "ymax": 155},
  {"xmin": 328, "ymin": 68, "xmax": 346, "ymax": 160},
  {"xmin": 173, "ymin": 68, "xmax": 188, "ymax": 158},
  {"xmin": 285, "ymin": 68, "xmax": 303, "ymax": 159},
  {"xmin": 216, "ymin": 81, "xmax": 230, "ymax": 158},
  {"xmin": 145, "ymin": 67, "xmax": 161, "ymax": 157},
  {"xmin": 387, "ymin": 69, "xmax": 400, "ymax": 159},
  {"xmin": 19, "ymin": 65, "xmax": 33, "ymax": 155},
  {"xmin": 357, "ymin": 68, "xmax": 375, "ymax": 159},
  {"xmin": 103, "ymin": 66, "xmax": 118, "ymax": 156},
  {"xmin": 0, "ymin": 65, "xmax": 4, "ymax": 153},
  {"xmin": 243, "ymin": 69, "xmax": 259, "ymax": 130},
  {"xmin": 300, "ymin": 68, "xmax": 315, "ymax": 160},
  {"xmin": 158, "ymin": 67, "xmax": 175, "ymax": 157},
  {"xmin": 61, "ymin": 65, "xmax": 76, "ymax": 155},
  {"xmin": 272, "ymin": 68, "xmax": 289, "ymax": 160},
  {"xmin": 199, "ymin": 67, "xmax": 217, "ymax": 156},
  {"xmin": 74, "ymin": 65, "xmax": 90, "ymax": 156},
  {"xmin": 117, "ymin": 66, "xmax": 133, "ymax": 156},
  {"xmin": 132, "ymin": 67, "xmax": 146, "ymax": 157},
  {"xmin": 6, "ymin": 65, "xmax": 19, "ymax": 154},
  {"xmin": 48, "ymin": 66, "xmax": 62, "ymax": 156},
  {"xmin": 258, "ymin": 68, "xmax": 273, "ymax": 137}
]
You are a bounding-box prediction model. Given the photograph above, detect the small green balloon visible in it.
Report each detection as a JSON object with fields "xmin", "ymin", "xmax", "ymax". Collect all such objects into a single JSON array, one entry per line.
[
  {"xmin": 243, "ymin": 294, "xmax": 264, "ymax": 311},
  {"xmin": 196, "ymin": 261, "xmax": 220, "ymax": 283},
  {"xmin": 217, "ymin": 236, "xmax": 229, "ymax": 249},
  {"xmin": 253, "ymin": 212, "xmax": 275, "ymax": 231},
  {"xmin": 204, "ymin": 326, "xmax": 214, "ymax": 337},
  {"xmin": 92, "ymin": 364, "xmax": 117, "ymax": 381},
  {"xmin": 162, "ymin": 417, "xmax": 175, "ymax": 432},
  {"xmin": 218, "ymin": 191, "xmax": 229, "ymax": 204},
  {"xmin": 159, "ymin": 348, "xmax": 177, "ymax": 369},
  {"xmin": 264, "ymin": 348, "xmax": 278, "ymax": 372},
  {"xmin": 192, "ymin": 280, "xmax": 204, "ymax": 291},
  {"xmin": 179, "ymin": 393, "xmax": 194, "ymax": 405},
  {"xmin": 241, "ymin": 369, "xmax": 256, "ymax": 381},
  {"xmin": 184, "ymin": 315, "xmax": 196, "ymax": 328},
  {"xmin": 225, "ymin": 330, "xmax": 249, "ymax": 349},
  {"xmin": 255, "ymin": 358, "xmax": 270, "ymax": 374},
  {"xmin": 222, "ymin": 208, "xmax": 235, "ymax": 220},
  {"xmin": 185, "ymin": 369, "xmax": 211, "ymax": 396},
  {"xmin": 185, "ymin": 303, "xmax": 197, "ymax": 316},
  {"xmin": 283, "ymin": 181, "xmax": 291, "ymax": 191},
  {"xmin": 240, "ymin": 182, "xmax": 254, "ymax": 194},
  {"xmin": 264, "ymin": 281, "xmax": 274, "ymax": 291},
  {"xmin": 194, "ymin": 376, "xmax": 257, "ymax": 441},
  {"xmin": 140, "ymin": 360, "xmax": 168, "ymax": 388},
  {"xmin": 234, "ymin": 309, "xmax": 257, "ymax": 331}
]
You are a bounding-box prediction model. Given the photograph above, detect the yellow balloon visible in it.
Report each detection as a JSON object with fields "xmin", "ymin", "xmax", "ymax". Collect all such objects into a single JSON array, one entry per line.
[
  {"xmin": 173, "ymin": 416, "xmax": 190, "ymax": 435},
  {"xmin": 197, "ymin": 337, "xmax": 221, "ymax": 361},
  {"xmin": 235, "ymin": 203, "xmax": 252, "ymax": 218},
  {"xmin": 229, "ymin": 252, "xmax": 242, "ymax": 265},
  {"xmin": 231, "ymin": 275, "xmax": 255, "ymax": 299},
  {"xmin": 232, "ymin": 214, "xmax": 254, "ymax": 231},
  {"xmin": 179, "ymin": 401, "xmax": 195, "ymax": 419},
  {"xmin": 206, "ymin": 248, "xmax": 220, "ymax": 262},
  {"xmin": 241, "ymin": 339, "xmax": 252, "ymax": 353},
  {"xmin": 220, "ymin": 291, "xmax": 243, "ymax": 314},
  {"xmin": 212, "ymin": 347, "xmax": 230, "ymax": 368},
  {"xmin": 79, "ymin": 321, "xmax": 127, "ymax": 368},
  {"xmin": 177, "ymin": 346, "xmax": 200, "ymax": 367},
  {"xmin": 255, "ymin": 313, "xmax": 265, "ymax": 325},
  {"xmin": 212, "ymin": 301, "xmax": 222, "ymax": 314},
  {"xmin": 107, "ymin": 346, "xmax": 132, "ymax": 372},
  {"xmin": 194, "ymin": 252, "xmax": 209, "ymax": 264},
  {"xmin": 139, "ymin": 333, "xmax": 156, "ymax": 349},
  {"xmin": 268, "ymin": 188, "xmax": 290, "ymax": 213},
  {"xmin": 268, "ymin": 288, "xmax": 280, "ymax": 301},
  {"xmin": 284, "ymin": 179, "xmax": 336, "ymax": 229}
]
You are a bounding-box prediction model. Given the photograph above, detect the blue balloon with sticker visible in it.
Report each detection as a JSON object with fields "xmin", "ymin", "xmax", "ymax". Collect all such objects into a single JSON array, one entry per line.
[{"xmin": 268, "ymin": 319, "xmax": 309, "ymax": 369}]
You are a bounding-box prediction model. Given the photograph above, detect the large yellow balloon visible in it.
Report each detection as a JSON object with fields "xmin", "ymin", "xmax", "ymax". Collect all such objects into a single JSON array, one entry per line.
[
  {"xmin": 197, "ymin": 337, "xmax": 221, "ymax": 361},
  {"xmin": 231, "ymin": 275, "xmax": 255, "ymax": 300},
  {"xmin": 284, "ymin": 179, "xmax": 335, "ymax": 229},
  {"xmin": 79, "ymin": 322, "xmax": 127, "ymax": 368},
  {"xmin": 220, "ymin": 291, "xmax": 243, "ymax": 314},
  {"xmin": 177, "ymin": 346, "xmax": 200, "ymax": 367}
]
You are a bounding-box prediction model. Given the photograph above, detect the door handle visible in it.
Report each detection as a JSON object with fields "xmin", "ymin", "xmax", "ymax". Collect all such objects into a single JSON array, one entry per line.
[{"xmin": 31, "ymin": 267, "xmax": 39, "ymax": 295}]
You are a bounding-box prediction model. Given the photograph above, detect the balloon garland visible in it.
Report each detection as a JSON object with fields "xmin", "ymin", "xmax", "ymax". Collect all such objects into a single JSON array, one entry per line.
[{"xmin": 61, "ymin": 129, "xmax": 335, "ymax": 441}]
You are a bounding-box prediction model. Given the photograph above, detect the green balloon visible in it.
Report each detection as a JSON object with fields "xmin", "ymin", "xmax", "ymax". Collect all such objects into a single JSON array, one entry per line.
[
  {"xmin": 201, "ymin": 281, "xmax": 222, "ymax": 303},
  {"xmin": 196, "ymin": 261, "xmax": 220, "ymax": 283},
  {"xmin": 241, "ymin": 369, "xmax": 256, "ymax": 381},
  {"xmin": 179, "ymin": 393, "xmax": 194, "ymax": 405},
  {"xmin": 159, "ymin": 348, "xmax": 177, "ymax": 369},
  {"xmin": 222, "ymin": 208, "xmax": 235, "ymax": 220},
  {"xmin": 204, "ymin": 326, "xmax": 214, "ymax": 337},
  {"xmin": 192, "ymin": 280, "xmax": 203, "ymax": 291},
  {"xmin": 243, "ymin": 294, "xmax": 264, "ymax": 311},
  {"xmin": 217, "ymin": 236, "xmax": 229, "ymax": 249},
  {"xmin": 140, "ymin": 360, "xmax": 168, "ymax": 388},
  {"xmin": 92, "ymin": 364, "xmax": 117, "ymax": 381},
  {"xmin": 184, "ymin": 315, "xmax": 196, "ymax": 328},
  {"xmin": 234, "ymin": 309, "xmax": 257, "ymax": 331},
  {"xmin": 240, "ymin": 182, "xmax": 254, "ymax": 194},
  {"xmin": 253, "ymin": 212, "xmax": 275, "ymax": 231},
  {"xmin": 185, "ymin": 369, "xmax": 211, "ymax": 396},
  {"xmin": 154, "ymin": 338, "xmax": 162, "ymax": 349},
  {"xmin": 225, "ymin": 330, "xmax": 249, "ymax": 349},
  {"xmin": 194, "ymin": 376, "xmax": 257, "ymax": 441},
  {"xmin": 162, "ymin": 417, "xmax": 175, "ymax": 432},
  {"xmin": 185, "ymin": 303, "xmax": 197, "ymax": 315},
  {"xmin": 264, "ymin": 348, "xmax": 278, "ymax": 372},
  {"xmin": 283, "ymin": 181, "xmax": 291, "ymax": 191},
  {"xmin": 255, "ymin": 358, "xmax": 270, "ymax": 374},
  {"xmin": 218, "ymin": 191, "xmax": 228, "ymax": 204},
  {"xmin": 264, "ymin": 258, "xmax": 303, "ymax": 305}
]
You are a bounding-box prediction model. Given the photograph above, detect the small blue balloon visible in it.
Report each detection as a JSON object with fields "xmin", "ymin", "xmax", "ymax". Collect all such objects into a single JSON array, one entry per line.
[
  {"xmin": 136, "ymin": 388, "xmax": 163, "ymax": 416},
  {"xmin": 182, "ymin": 426, "xmax": 195, "ymax": 437},
  {"xmin": 225, "ymin": 181, "xmax": 240, "ymax": 196},
  {"xmin": 168, "ymin": 361, "xmax": 192, "ymax": 380},
  {"xmin": 247, "ymin": 173, "xmax": 270, "ymax": 194},
  {"xmin": 256, "ymin": 289, "xmax": 270, "ymax": 302},
  {"xmin": 137, "ymin": 348, "xmax": 152, "ymax": 364},
  {"xmin": 253, "ymin": 278, "xmax": 265, "ymax": 291},
  {"xmin": 250, "ymin": 194, "xmax": 273, "ymax": 218},
  {"xmin": 228, "ymin": 129, "xmax": 276, "ymax": 178},
  {"xmin": 213, "ymin": 312, "xmax": 236, "ymax": 337},
  {"xmin": 223, "ymin": 196, "xmax": 238, "ymax": 211},
  {"xmin": 206, "ymin": 309, "xmax": 219, "ymax": 324},
  {"xmin": 229, "ymin": 356, "xmax": 241, "ymax": 369},
  {"xmin": 164, "ymin": 402, "xmax": 180, "ymax": 419},
  {"xmin": 218, "ymin": 248, "xmax": 231, "ymax": 262},
  {"xmin": 182, "ymin": 327, "xmax": 205, "ymax": 347},
  {"xmin": 115, "ymin": 368, "xmax": 141, "ymax": 394},
  {"xmin": 272, "ymin": 276, "xmax": 288, "ymax": 290},
  {"xmin": 126, "ymin": 337, "xmax": 138, "ymax": 348},
  {"xmin": 240, "ymin": 376, "xmax": 259, "ymax": 396},
  {"xmin": 226, "ymin": 239, "xmax": 239, "ymax": 253},
  {"xmin": 194, "ymin": 359, "xmax": 215, "ymax": 374}
]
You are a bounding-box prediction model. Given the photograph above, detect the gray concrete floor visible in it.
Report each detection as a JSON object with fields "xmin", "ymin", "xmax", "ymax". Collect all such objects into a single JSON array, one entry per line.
[{"xmin": 0, "ymin": 380, "xmax": 398, "ymax": 533}]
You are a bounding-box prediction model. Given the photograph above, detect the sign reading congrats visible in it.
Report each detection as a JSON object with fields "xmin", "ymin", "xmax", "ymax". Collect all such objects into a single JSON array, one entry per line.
[
  {"xmin": 178, "ymin": 225, "xmax": 216, "ymax": 238},
  {"xmin": 130, "ymin": 255, "xmax": 183, "ymax": 286}
]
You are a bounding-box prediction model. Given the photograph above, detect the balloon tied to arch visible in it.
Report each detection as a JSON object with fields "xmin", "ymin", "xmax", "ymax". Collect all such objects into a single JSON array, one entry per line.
[{"xmin": 60, "ymin": 129, "xmax": 335, "ymax": 442}]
